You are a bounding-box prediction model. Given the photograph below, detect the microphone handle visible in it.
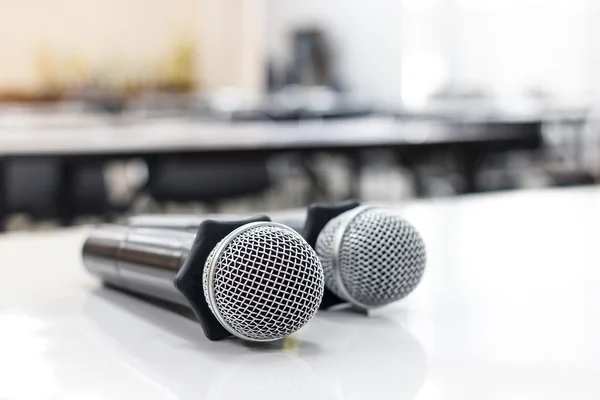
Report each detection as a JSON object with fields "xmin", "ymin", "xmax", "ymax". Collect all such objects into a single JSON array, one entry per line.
[
  {"xmin": 84, "ymin": 215, "xmax": 274, "ymax": 341},
  {"xmin": 127, "ymin": 211, "xmax": 306, "ymax": 233},
  {"xmin": 82, "ymin": 225, "xmax": 195, "ymax": 306}
]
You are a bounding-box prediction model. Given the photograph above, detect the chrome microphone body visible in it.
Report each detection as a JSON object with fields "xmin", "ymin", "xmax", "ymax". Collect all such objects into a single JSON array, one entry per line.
[
  {"xmin": 125, "ymin": 201, "xmax": 427, "ymax": 311},
  {"xmin": 127, "ymin": 211, "xmax": 306, "ymax": 234},
  {"xmin": 82, "ymin": 218, "xmax": 324, "ymax": 342},
  {"xmin": 83, "ymin": 225, "xmax": 195, "ymax": 306}
]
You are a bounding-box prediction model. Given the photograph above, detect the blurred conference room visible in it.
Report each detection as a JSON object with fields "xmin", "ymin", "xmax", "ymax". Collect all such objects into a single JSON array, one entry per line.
[
  {"xmin": 0, "ymin": 0, "xmax": 596, "ymax": 229},
  {"xmin": 3, "ymin": 2, "xmax": 600, "ymax": 400}
]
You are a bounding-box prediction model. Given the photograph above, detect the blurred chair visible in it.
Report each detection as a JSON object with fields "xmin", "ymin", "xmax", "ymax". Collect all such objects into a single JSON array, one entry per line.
[
  {"xmin": 582, "ymin": 105, "xmax": 600, "ymax": 181},
  {"xmin": 0, "ymin": 157, "xmax": 61, "ymax": 230},
  {"xmin": 395, "ymin": 120, "xmax": 545, "ymax": 196},
  {"xmin": 58, "ymin": 161, "xmax": 119, "ymax": 225},
  {"xmin": 0, "ymin": 157, "xmax": 123, "ymax": 230},
  {"xmin": 542, "ymin": 108, "xmax": 596, "ymax": 187},
  {"xmin": 145, "ymin": 156, "xmax": 272, "ymax": 210}
]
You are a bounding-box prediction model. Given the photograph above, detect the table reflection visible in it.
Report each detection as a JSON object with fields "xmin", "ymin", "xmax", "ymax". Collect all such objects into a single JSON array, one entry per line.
[{"xmin": 83, "ymin": 287, "xmax": 427, "ymax": 400}]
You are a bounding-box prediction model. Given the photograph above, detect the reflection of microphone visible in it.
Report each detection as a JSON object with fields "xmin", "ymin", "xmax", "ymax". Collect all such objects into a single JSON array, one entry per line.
[
  {"xmin": 127, "ymin": 201, "xmax": 427, "ymax": 311},
  {"xmin": 207, "ymin": 353, "xmax": 330, "ymax": 400},
  {"xmin": 83, "ymin": 288, "xmax": 331, "ymax": 400},
  {"xmin": 83, "ymin": 287, "xmax": 426, "ymax": 400},
  {"xmin": 300, "ymin": 313, "xmax": 428, "ymax": 400},
  {"xmin": 82, "ymin": 217, "xmax": 324, "ymax": 342}
]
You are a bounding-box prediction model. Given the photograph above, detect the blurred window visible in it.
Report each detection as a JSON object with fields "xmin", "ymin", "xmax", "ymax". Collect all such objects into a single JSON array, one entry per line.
[{"xmin": 400, "ymin": 0, "xmax": 594, "ymax": 105}]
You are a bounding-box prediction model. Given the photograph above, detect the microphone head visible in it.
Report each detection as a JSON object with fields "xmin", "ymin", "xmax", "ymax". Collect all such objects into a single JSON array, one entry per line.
[
  {"xmin": 315, "ymin": 206, "xmax": 426, "ymax": 309},
  {"xmin": 203, "ymin": 222, "xmax": 324, "ymax": 342}
]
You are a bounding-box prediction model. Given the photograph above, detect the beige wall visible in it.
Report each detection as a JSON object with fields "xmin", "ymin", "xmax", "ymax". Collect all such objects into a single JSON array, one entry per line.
[
  {"xmin": 197, "ymin": 0, "xmax": 265, "ymax": 94},
  {"xmin": 0, "ymin": 0, "xmax": 264, "ymax": 94}
]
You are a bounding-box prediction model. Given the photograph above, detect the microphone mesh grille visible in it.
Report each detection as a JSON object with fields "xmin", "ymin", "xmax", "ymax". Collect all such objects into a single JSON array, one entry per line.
[
  {"xmin": 316, "ymin": 209, "xmax": 426, "ymax": 307},
  {"xmin": 204, "ymin": 225, "xmax": 324, "ymax": 341}
]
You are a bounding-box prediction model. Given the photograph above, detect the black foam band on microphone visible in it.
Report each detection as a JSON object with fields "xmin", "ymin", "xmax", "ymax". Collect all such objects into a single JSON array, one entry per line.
[
  {"xmin": 174, "ymin": 215, "xmax": 270, "ymax": 341},
  {"xmin": 302, "ymin": 200, "xmax": 361, "ymax": 310}
]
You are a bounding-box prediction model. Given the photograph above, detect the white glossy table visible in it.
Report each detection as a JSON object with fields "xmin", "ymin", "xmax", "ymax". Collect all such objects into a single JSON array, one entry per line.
[{"xmin": 1, "ymin": 187, "xmax": 599, "ymax": 399}]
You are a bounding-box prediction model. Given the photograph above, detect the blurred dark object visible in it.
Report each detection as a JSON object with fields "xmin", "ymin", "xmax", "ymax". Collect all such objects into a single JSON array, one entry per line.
[
  {"xmin": 0, "ymin": 157, "xmax": 61, "ymax": 229},
  {"xmin": 267, "ymin": 59, "xmax": 281, "ymax": 93},
  {"xmin": 206, "ymin": 86, "xmax": 372, "ymax": 122},
  {"xmin": 66, "ymin": 86, "xmax": 128, "ymax": 115},
  {"xmin": 0, "ymin": 156, "xmax": 127, "ymax": 230},
  {"xmin": 391, "ymin": 116, "xmax": 544, "ymax": 196},
  {"xmin": 286, "ymin": 28, "xmax": 339, "ymax": 90},
  {"xmin": 146, "ymin": 156, "xmax": 272, "ymax": 208},
  {"xmin": 228, "ymin": 98, "xmax": 372, "ymax": 122},
  {"xmin": 229, "ymin": 107, "xmax": 371, "ymax": 121},
  {"xmin": 547, "ymin": 170, "xmax": 595, "ymax": 187},
  {"xmin": 58, "ymin": 161, "xmax": 127, "ymax": 225},
  {"xmin": 542, "ymin": 106, "xmax": 597, "ymax": 188}
]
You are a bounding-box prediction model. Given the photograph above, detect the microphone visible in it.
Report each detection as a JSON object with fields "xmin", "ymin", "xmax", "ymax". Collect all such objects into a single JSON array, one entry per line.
[
  {"xmin": 309, "ymin": 204, "xmax": 426, "ymax": 310},
  {"xmin": 126, "ymin": 201, "xmax": 427, "ymax": 311},
  {"xmin": 82, "ymin": 217, "xmax": 324, "ymax": 342},
  {"xmin": 127, "ymin": 211, "xmax": 306, "ymax": 234}
]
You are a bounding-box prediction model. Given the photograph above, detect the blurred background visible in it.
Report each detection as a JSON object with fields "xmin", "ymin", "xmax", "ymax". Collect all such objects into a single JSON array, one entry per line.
[{"xmin": 0, "ymin": 0, "xmax": 597, "ymax": 230}]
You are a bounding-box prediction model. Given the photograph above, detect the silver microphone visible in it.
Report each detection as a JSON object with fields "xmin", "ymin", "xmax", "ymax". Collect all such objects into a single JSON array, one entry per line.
[
  {"xmin": 82, "ymin": 218, "xmax": 324, "ymax": 342},
  {"xmin": 315, "ymin": 205, "xmax": 426, "ymax": 310},
  {"xmin": 126, "ymin": 202, "xmax": 426, "ymax": 311}
]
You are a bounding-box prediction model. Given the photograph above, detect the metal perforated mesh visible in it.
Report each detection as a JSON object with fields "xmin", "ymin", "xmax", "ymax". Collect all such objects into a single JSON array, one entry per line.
[
  {"xmin": 203, "ymin": 225, "xmax": 324, "ymax": 341},
  {"xmin": 316, "ymin": 209, "xmax": 426, "ymax": 308}
]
